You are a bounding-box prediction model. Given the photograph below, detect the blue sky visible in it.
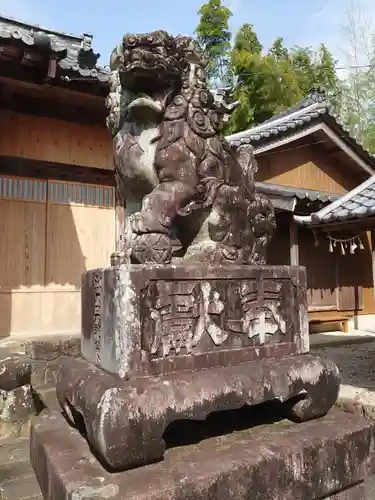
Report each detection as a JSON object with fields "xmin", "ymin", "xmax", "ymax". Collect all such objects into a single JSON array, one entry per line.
[{"xmin": 0, "ymin": 0, "xmax": 374, "ymax": 68}]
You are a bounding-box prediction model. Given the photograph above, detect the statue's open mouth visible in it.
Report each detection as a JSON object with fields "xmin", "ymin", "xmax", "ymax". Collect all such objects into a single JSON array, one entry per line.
[
  {"xmin": 121, "ymin": 66, "xmax": 177, "ymax": 120},
  {"xmin": 127, "ymin": 95, "xmax": 164, "ymax": 114},
  {"xmin": 115, "ymin": 37, "xmax": 182, "ymax": 122}
]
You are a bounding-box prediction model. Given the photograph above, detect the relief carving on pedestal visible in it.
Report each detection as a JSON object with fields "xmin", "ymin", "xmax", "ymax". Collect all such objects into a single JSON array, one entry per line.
[
  {"xmin": 141, "ymin": 279, "xmax": 290, "ymax": 358},
  {"xmin": 240, "ymin": 281, "xmax": 287, "ymax": 345},
  {"xmin": 91, "ymin": 271, "xmax": 103, "ymax": 363}
]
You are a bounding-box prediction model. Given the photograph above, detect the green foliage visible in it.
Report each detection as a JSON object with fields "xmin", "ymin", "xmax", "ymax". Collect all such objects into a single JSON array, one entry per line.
[
  {"xmin": 365, "ymin": 125, "xmax": 375, "ymax": 154},
  {"xmin": 269, "ymin": 37, "xmax": 289, "ymax": 61},
  {"xmin": 233, "ymin": 23, "xmax": 262, "ymax": 55},
  {"xmin": 227, "ymin": 27, "xmax": 341, "ymax": 134},
  {"xmin": 289, "ymin": 44, "xmax": 342, "ymax": 115},
  {"xmin": 195, "ymin": 0, "xmax": 233, "ymax": 85},
  {"xmin": 228, "ymin": 32, "xmax": 299, "ymax": 133},
  {"xmin": 227, "ymin": 45, "xmax": 300, "ymax": 132},
  {"xmin": 195, "ymin": 0, "xmax": 374, "ymax": 153}
]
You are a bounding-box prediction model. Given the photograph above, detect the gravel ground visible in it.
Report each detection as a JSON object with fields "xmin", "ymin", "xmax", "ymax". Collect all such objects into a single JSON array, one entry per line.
[{"xmin": 312, "ymin": 341, "xmax": 375, "ymax": 407}]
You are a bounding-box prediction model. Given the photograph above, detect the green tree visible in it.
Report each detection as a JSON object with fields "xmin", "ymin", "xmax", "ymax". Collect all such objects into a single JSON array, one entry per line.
[
  {"xmin": 289, "ymin": 44, "xmax": 341, "ymax": 115},
  {"xmin": 315, "ymin": 45, "xmax": 339, "ymax": 91},
  {"xmin": 194, "ymin": 3, "xmax": 342, "ymax": 136},
  {"xmin": 233, "ymin": 23, "xmax": 262, "ymax": 54},
  {"xmin": 195, "ymin": 0, "xmax": 232, "ymax": 85},
  {"xmin": 226, "ymin": 22, "xmax": 341, "ymax": 134},
  {"xmin": 269, "ymin": 37, "xmax": 289, "ymax": 62},
  {"xmin": 289, "ymin": 46, "xmax": 317, "ymax": 95},
  {"xmin": 227, "ymin": 25, "xmax": 302, "ymax": 133}
]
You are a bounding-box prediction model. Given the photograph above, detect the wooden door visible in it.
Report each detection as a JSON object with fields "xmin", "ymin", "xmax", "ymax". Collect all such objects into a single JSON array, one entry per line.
[
  {"xmin": 299, "ymin": 226, "xmax": 364, "ymax": 313},
  {"xmin": 336, "ymin": 242, "xmax": 364, "ymax": 311},
  {"xmin": 299, "ymin": 227, "xmax": 338, "ymax": 311},
  {"xmin": 45, "ymin": 179, "xmax": 115, "ymax": 286},
  {"xmin": 0, "ymin": 174, "xmax": 115, "ymax": 336},
  {"xmin": 266, "ymin": 214, "xmax": 290, "ymax": 265}
]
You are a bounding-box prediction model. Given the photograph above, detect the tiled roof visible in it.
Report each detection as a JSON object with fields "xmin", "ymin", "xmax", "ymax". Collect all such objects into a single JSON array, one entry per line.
[
  {"xmin": 294, "ymin": 174, "xmax": 375, "ymax": 226},
  {"xmin": 0, "ymin": 14, "xmax": 109, "ymax": 81},
  {"xmin": 225, "ymin": 90, "xmax": 375, "ymax": 170},
  {"xmin": 227, "ymin": 91, "xmax": 328, "ymax": 146},
  {"xmin": 256, "ymin": 182, "xmax": 339, "ymax": 204}
]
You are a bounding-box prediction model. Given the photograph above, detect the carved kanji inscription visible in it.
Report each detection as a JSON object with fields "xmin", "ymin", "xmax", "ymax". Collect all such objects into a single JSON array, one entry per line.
[{"xmin": 141, "ymin": 278, "xmax": 291, "ymax": 358}]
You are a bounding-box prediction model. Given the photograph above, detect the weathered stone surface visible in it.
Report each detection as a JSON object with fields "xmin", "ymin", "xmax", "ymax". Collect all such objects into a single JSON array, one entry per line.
[
  {"xmin": 81, "ymin": 264, "xmax": 308, "ymax": 378},
  {"xmin": 326, "ymin": 484, "xmax": 368, "ymax": 499},
  {"xmin": 24, "ymin": 335, "xmax": 81, "ymax": 361},
  {"xmin": 0, "ymin": 385, "xmax": 36, "ymax": 424},
  {"xmin": 0, "ymin": 437, "xmax": 30, "ymax": 464},
  {"xmin": 34, "ymin": 385, "xmax": 60, "ymax": 413},
  {"xmin": 0, "ymin": 437, "xmax": 42, "ymax": 500},
  {"xmin": 0, "ymin": 334, "xmax": 81, "ymax": 393},
  {"xmin": 0, "ymin": 356, "xmax": 32, "ymax": 392},
  {"xmin": 1, "ymin": 473, "xmax": 42, "ymax": 500},
  {"xmin": 0, "ymin": 334, "xmax": 81, "ymax": 437},
  {"xmin": 31, "ymin": 409, "xmax": 375, "ymax": 500},
  {"xmin": 0, "ymin": 333, "xmax": 80, "ymax": 360},
  {"xmin": 56, "ymin": 352, "xmax": 339, "ymax": 471},
  {"xmin": 311, "ymin": 341, "xmax": 375, "ymax": 422},
  {"xmin": 0, "ymin": 383, "xmax": 35, "ymax": 441},
  {"xmin": 107, "ymin": 31, "xmax": 275, "ymax": 266},
  {"xmin": 0, "ymin": 420, "xmax": 20, "ymax": 441}
]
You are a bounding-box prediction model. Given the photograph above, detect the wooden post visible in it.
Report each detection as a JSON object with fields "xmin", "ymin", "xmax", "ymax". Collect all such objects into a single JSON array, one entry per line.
[
  {"xmin": 115, "ymin": 174, "xmax": 125, "ymax": 254},
  {"xmin": 115, "ymin": 203, "xmax": 125, "ymax": 254},
  {"xmin": 289, "ymin": 217, "xmax": 299, "ymax": 266},
  {"xmin": 111, "ymin": 175, "xmax": 126, "ymax": 266}
]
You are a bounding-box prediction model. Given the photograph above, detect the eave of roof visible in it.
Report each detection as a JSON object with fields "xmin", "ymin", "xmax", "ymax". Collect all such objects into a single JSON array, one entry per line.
[
  {"xmin": 228, "ymin": 101, "xmax": 326, "ymax": 145},
  {"xmin": 294, "ymin": 174, "xmax": 375, "ymax": 226},
  {"xmin": 0, "ymin": 14, "xmax": 109, "ymax": 82},
  {"xmin": 226, "ymin": 91, "xmax": 375, "ymax": 172},
  {"xmin": 256, "ymin": 182, "xmax": 339, "ymax": 204}
]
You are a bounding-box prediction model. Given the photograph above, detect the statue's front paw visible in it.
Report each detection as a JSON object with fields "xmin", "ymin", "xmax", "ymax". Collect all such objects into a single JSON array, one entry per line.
[
  {"xmin": 110, "ymin": 251, "xmax": 127, "ymax": 266},
  {"xmin": 132, "ymin": 234, "xmax": 172, "ymax": 264}
]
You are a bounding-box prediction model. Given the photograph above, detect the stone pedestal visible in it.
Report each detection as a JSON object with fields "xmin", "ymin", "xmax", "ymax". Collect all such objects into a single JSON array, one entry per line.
[
  {"xmin": 30, "ymin": 263, "xmax": 353, "ymax": 499},
  {"xmin": 31, "ymin": 408, "xmax": 375, "ymax": 500},
  {"xmin": 56, "ymin": 353, "xmax": 339, "ymax": 471},
  {"xmin": 81, "ymin": 264, "xmax": 310, "ymax": 378},
  {"xmin": 49, "ymin": 264, "xmax": 339, "ymax": 472}
]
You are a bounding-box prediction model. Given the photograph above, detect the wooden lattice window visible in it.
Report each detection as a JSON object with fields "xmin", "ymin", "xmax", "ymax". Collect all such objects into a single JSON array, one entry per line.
[
  {"xmin": 0, "ymin": 176, "xmax": 115, "ymax": 208},
  {"xmin": 0, "ymin": 175, "xmax": 47, "ymax": 202},
  {"xmin": 48, "ymin": 180, "xmax": 114, "ymax": 208}
]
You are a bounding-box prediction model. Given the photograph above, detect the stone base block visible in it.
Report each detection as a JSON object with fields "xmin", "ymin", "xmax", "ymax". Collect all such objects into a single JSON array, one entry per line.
[
  {"xmin": 81, "ymin": 264, "xmax": 308, "ymax": 378},
  {"xmin": 55, "ymin": 353, "xmax": 339, "ymax": 471},
  {"xmin": 0, "ymin": 333, "xmax": 81, "ymax": 437},
  {"xmin": 31, "ymin": 408, "xmax": 375, "ymax": 500}
]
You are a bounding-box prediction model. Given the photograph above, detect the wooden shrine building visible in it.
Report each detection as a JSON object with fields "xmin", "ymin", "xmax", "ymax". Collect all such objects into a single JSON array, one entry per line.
[
  {"xmin": 227, "ymin": 91, "xmax": 375, "ymax": 333},
  {"xmin": 0, "ymin": 15, "xmax": 114, "ymax": 337}
]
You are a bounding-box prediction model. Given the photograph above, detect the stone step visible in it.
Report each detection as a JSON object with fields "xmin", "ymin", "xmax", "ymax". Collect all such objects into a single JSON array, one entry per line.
[
  {"xmin": 0, "ymin": 438, "xmax": 42, "ymax": 500},
  {"xmin": 31, "ymin": 408, "xmax": 375, "ymax": 500},
  {"xmin": 33, "ymin": 385, "xmax": 59, "ymax": 413}
]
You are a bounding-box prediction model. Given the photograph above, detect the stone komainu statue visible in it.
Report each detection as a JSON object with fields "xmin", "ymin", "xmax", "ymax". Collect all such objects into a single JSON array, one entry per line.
[{"xmin": 106, "ymin": 30, "xmax": 276, "ymax": 265}]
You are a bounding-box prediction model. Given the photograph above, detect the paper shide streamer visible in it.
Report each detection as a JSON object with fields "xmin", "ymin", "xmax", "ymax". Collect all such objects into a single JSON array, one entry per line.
[{"xmin": 313, "ymin": 230, "xmax": 365, "ymax": 255}]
